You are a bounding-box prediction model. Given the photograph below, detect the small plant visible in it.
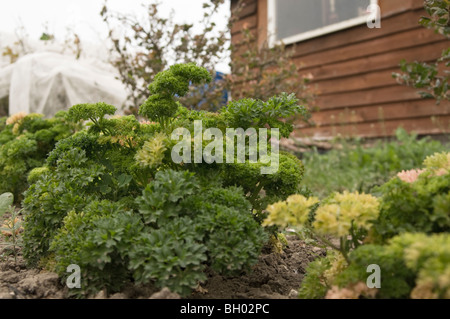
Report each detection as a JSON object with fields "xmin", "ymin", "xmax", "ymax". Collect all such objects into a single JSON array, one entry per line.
[
  {"xmin": 327, "ymin": 232, "xmax": 450, "ymax": 299},
  {"xmin": 263, "ymin": 190, "xmax": 380, "ymax": 298},
  {"xmin": 0, "ymin": 192, "xmax": 23, "ymax": 263},
  {"xmin": 371, "ymin": 151, "xmax": 450, "ymax": 243},
  {"xmin": 263, "ymin": 191, "xmax": 380, "ymax": 263}
]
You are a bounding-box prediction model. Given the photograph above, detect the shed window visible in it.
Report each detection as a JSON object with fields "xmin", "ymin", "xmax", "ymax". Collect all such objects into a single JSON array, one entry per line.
[{"xmin": 268, "ymin": 0, "xmax": 378, "ymax": 45}]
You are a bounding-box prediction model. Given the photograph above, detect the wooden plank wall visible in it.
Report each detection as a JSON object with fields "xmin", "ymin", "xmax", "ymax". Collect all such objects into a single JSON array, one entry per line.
[{"xmin": 230, "ymin": 0, "xmax": 450, "ymax": 139}]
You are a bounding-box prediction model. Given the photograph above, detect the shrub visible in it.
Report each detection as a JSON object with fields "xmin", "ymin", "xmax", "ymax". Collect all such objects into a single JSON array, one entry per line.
[
  {"xmin": 39, "ymin": 168, "xmax": 266, "ymax": 296},
  {"xmin": 21, "ymin": 63, "xmax": 307, "ymax": 296},
  {"xmin": 371, "ymin": 152, "xmax": 450, "ymax": 242},
  {"xmin": 0, "ymin": 112, "xmax": 77, "ymax": 201}
]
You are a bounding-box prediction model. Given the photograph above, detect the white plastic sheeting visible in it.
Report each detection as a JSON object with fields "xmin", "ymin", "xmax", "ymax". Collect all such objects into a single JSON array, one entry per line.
[{"xmin": 0, "ymin": 33, "xmax": 128, "ymax": 116}]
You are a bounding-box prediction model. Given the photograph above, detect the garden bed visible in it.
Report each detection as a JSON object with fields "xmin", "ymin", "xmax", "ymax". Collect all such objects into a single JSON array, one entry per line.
[{"xmin": 0, "ymin": 224, "xmax": 323, "ymax": 299}]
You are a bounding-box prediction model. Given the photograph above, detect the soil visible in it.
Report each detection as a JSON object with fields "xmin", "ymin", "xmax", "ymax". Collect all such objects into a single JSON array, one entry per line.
[{"xmin": 0, "ymin": 211, "xmax": 324, "ymax": 299}]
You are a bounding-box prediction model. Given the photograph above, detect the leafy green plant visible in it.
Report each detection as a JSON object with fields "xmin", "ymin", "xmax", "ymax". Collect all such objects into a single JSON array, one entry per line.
[
  {"xmin": 329, "ymin": 240, "xmax": 415, "ymax": 299},
  {"xmin": 67, "ymin": 102, "xmax": 116, "ymax": 133},
  {"xmin": 128, "ymin": 218, "xmax": 208, "ymax": 296},
  {"xmin": 51, "ymin": 206, "xmax": 145, "ymax": 296},
  {"xmin": 420, "ymin": 0, "xmax": 450, "ymax": 36},
  {"xmin": 394, "ymin": 48, "xmax": 449, "ymax": 103},
  {"xmin": 393, "ymin": 0, "xmax": 449, "ymax": 103},
  {"xmin": 263, "ymin": 191, "xmax": 380, "ymax": 264},
  {"xmin": 136, "ymin": 169, "xmax": 267, "ymax": 278},
  {"xmin": 21, "ymin": 63, "xmax": 309, "ymax": 297},
  {"xmin": 328, "ymin": 232, "xmax": 450, "ymax": 299},
  {"xmin": 134, "ymin": 65, "xmax": 309, "ymax": 211},
  {"xmin": 222, "ymin": 93, "xmax": 310, "ymax": 138},
  {"xmin": 262, "ymin": 188, "xmax": 380, "ymax": 297},
  {"xmin": 298, "ymin": 251, "xmax": 343, "ymax": 299},
  {"xmin": 0, "ymin": 192, "xmax": 23, "ymax": 263},
  {"xmin": 0, "ymin": 192, "xmax": 13, "ymax": 213},
  {"xmin": 0, "ymin": 112, "xmax": 78, "ymax": 201},
  {"xmin": 43, "ymin": 169, "xmax": 266, "ymax": 296},
  {"xmin": 371, "ymin": 152, "xmax": 450, "ymax": 243}
]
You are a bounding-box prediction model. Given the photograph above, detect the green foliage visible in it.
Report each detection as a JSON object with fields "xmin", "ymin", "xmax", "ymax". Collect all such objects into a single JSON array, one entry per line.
[
  {"xmin": 298, "ymin": 254, "xmax": 334, "ymax": 299},
  {"xmin": 45, "ymin": 131, "xmax": 99, "ymax": 165},
  {"xmin": 221, "ymin": 93, "xmax": 309, "ymax": 138},
  {"xmin": 22, "ymin": 130, "xmax": 144, "ymax": 266},
  {"xmin": 19, "ymin": 63, "xmax": 312, "ymax": 297},
  {"xmin": 27, "ymin": 167, "xmax": 50, "ymax": 184},
  {"xmin": 393, "ymin": 0, "xmax": 449, "ymax": 103},
  {"xmin": 137, "ymin": 169, "xmax": 267, "ymax": 278},
  {"xmin": 397, "ymin": 233, "xmax": 450, "ymax": 299},
  {"xmin": 333, "ymin": 242, "xmax": 415, "ymax": 299},
  {"xmin": 35, "ymin": 168, "xmax": 266, "ymax": 296},
  {"xmin": 134, "ymin": 132, "xmax": 169, "ymax": 169},
  {"xmin": 137, "ymin": 170, "xmax": 199, "ymax": 225},
  {"xmin": 67, "ymin": 102, "xmax": 116, "ymax": 123},
  {"xmin": 297, "ymin": 151, "xmax": 450, "ymax": 299},
  {"xmin": 0, "ymin": 192, "xmax": 23, "ymax": 263},
  {"xmin": 128, "ymin": 218, "xmax": 207, "ymax": 296},
  {"xmin": 67, "ymin": 102, "xmax": 117, "ymax": 135},
  {"xmin": 301, "ymin": 128, "xmax": 447, "ymax": 198},
  {"xmin": 263, "ymin": 191, "xmax": 379, "ymax": 265},
  {"xmin": 329, "ymin": 232, "xmax": 450, "ymax": 299},
  {"xmin": 393, "ymin": 48, "xmax": 449, "ymax": 103},
  {"xmin": 0, "ymin": 112, "xmax": 77, "ymax": 201},
  {"xmin": 196, "ymin": 203, "xmax": 265, "ymax": 275},
  {"xmin": 139, "ymin": 63, "xmax": 212, "ymax": 126},
  {"xmin": 49, "ymin": 202, "xmax": 140, "ymax": 295},
  {"xmin": 420, "ymin": 0, "xmax": 450, "ymax": 37},
  {"xmin": 22, "ymin": 148, "xmax": 107, "ymax": 265},
  {"xmin": 371, "ymin": 153, "xmax": 450, "ymax": 243},
  {"xmin": 263, "ymin": 152, "xmax": 306, "ymax": 198},
  {"xmin": 23, "ymin": 142, "xmax": 142, "ymax": 292},
  {"xmin": 222, "ymin": 151, "xmax": 305, "ymax": 211}
]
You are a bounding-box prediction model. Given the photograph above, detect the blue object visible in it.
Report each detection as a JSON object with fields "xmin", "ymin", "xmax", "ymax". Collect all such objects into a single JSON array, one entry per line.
[{"xmin": 191, "ymin": 70, "xmax": 229, "ymax": 110}]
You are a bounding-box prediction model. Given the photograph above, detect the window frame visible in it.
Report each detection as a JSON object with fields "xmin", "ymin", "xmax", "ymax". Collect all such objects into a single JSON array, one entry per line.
[{"xmin": 267, "ymin": 0, "xmax": 379, "ymax": 46}]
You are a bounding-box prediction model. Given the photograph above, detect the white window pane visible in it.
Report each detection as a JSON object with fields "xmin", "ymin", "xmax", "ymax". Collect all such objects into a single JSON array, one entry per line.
[{"xmin": 275, "ymin": 0, "xmax": 370, "ymax": 41}]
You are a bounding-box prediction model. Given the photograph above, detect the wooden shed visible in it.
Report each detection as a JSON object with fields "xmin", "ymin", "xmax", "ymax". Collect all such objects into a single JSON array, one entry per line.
[{"xmin": 230, "ymin": 0, "xmax": 450, "ymax": 139}]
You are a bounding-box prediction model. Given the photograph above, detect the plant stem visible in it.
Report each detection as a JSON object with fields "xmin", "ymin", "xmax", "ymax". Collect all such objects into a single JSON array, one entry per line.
[
  {"xmin": 305, "ymin": 225, "xmax": 351, "ymax": 264},
  {"xmin": 249, "ymin": 182, "xmax": 264, "ymax": 206}
]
